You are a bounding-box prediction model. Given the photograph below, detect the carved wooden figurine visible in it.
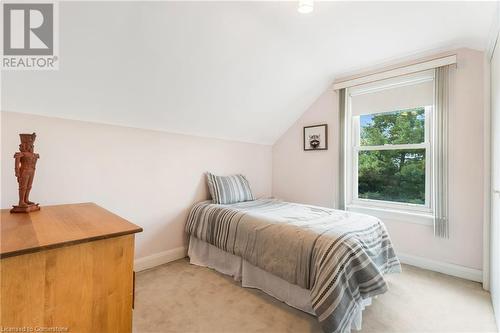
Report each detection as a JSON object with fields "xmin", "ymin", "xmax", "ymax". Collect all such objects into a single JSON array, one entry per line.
[{"xmin": 11, "ymin": 133, "xmax": 40, "ymax": 213}]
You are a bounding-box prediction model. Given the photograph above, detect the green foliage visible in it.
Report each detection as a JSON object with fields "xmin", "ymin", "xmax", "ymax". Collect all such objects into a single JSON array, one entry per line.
[
  {"xmin": 358, "ymin": 108, "xmax": 426, "ymax": 204},
  {"xmin": 361, "ymin": 108, "xmax": 425, "ymax": 146}
]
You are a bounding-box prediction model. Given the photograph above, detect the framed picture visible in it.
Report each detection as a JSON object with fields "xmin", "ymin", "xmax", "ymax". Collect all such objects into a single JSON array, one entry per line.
[{"xmin": 303, "ymin": 124, "xmax": 328, "ymax": 151}]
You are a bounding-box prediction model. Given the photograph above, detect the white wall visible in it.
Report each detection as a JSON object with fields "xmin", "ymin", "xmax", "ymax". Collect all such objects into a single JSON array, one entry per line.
[
  {"xmin": 272, "ymin": 90, "xmax": 339, "ymax": 208},
  {"xmin": 273, "ymin": 48, "xmax": 487, "ymax": 272},
  {"xmin": 490, "ymin": 24, "xmax": 500, "ymax": 331},
  {"xmin": 0, "ymin": 112, "xmax": 272, "ymax": 260}
]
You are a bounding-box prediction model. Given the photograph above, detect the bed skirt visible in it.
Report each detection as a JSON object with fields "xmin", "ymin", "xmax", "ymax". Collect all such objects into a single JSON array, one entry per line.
[{"xmin": 187, "ymin": 235, "xmax": 371, "ymax": 331}]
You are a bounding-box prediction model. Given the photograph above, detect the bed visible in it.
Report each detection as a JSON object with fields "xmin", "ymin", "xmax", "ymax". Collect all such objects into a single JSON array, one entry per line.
[{"xmin": 186, "ymin": 198, "xmax": 401, "ymax": 333}]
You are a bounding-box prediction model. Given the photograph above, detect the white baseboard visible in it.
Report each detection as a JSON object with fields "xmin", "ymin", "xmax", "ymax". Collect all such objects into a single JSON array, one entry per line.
[
  {"xmin": 134, "ymin": 246, "xmax": 187, "ymax": 272},
  {"xmin": 398, "ymin": 252, "xmax": 483, "ymax": 283},
  {"xmin": 133, "ymin": 248, "xmax": 483, "ymax": 283}
]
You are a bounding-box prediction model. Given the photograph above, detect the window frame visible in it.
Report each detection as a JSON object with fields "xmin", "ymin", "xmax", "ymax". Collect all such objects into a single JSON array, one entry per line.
[{"xmin": 345, "ymin": 72, "xmax": 435, "ymax": 216}]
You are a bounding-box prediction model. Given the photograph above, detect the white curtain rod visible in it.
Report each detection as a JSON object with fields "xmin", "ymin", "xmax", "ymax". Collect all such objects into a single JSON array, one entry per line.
[{"xmin": 332, "ymin": 54, "xmax": 457, "ymax": 90}]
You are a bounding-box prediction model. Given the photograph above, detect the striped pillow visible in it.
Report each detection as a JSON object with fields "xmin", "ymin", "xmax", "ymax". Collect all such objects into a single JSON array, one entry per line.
[{"xmin": 206, "ymin": 173, "xmax": 255, "ymax": 204}]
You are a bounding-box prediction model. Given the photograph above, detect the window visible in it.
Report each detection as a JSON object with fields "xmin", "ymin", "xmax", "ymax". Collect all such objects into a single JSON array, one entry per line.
[{"xmin": 345, "ymin": 71, "xmax": 434, "ymax": 215}]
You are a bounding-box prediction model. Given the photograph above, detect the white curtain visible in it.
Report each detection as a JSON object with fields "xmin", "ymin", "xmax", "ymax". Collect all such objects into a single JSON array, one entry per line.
[
  {"xmin": 434, "ymin": 66, "xmax": 450, "ymax": 238},
  {"xmin": 338, "ymin": 88, "xmax": 346, "ymax": 210}
]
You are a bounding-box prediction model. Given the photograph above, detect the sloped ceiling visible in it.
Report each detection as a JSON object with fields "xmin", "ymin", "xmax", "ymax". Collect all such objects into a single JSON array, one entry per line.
[{"xmin": 1, "ymin": 1, "xmax": 496, "ymax": 144}]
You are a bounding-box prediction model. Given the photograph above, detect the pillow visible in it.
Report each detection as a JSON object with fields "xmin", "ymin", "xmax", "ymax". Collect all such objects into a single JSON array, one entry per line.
[{"xmin": 206, "ymin": 173, "xmax": 255, "ymax": 204}]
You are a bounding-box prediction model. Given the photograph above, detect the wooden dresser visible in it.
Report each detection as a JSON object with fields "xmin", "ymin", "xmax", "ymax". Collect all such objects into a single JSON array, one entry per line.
[{"xmin": 0, "ymin": 203, "xmax": 143, "ymax": 333}]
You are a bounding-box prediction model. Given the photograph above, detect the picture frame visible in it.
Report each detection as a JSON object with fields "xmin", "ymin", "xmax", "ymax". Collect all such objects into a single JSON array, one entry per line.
[{"xmin": 303, "ymin": 124, "xmax": 328, "ymax": 151}]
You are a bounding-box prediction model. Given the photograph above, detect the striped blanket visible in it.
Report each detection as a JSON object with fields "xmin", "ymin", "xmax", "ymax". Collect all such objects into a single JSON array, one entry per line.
[{"xmin": 186, "ymin": 199, "xmax": 401, "ymax": 333}]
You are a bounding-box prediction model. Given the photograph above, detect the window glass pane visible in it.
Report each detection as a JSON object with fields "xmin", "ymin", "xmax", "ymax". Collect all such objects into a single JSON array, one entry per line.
[
  {"xmin": 360, "ymin": 107, "xmax": 425, "ymax": 146},
  {"xmin": 358, "ymin": 149, "xmax": 425, "ymax": 204}
]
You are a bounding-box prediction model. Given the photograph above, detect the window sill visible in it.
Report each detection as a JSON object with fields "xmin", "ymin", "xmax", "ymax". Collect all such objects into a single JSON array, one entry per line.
[{"xmin": 346, "ymin": 204, "xmax": 434, "ymax": 226}]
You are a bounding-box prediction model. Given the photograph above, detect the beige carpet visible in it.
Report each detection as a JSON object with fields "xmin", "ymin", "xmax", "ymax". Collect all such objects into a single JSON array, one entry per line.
[{"xmin": 133, "ymin": 258, "xmax": 498, "ymax": 333}]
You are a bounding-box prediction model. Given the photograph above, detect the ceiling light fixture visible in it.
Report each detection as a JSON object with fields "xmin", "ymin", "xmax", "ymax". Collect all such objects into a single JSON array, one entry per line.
[{"xmin": 297, "ymin": 0, "xmax": 313, "ymax": 14}]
